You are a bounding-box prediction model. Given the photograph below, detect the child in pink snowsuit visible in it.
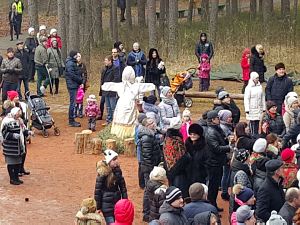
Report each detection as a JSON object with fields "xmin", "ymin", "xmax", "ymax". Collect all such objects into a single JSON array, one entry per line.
[
  {"xmin": 180, "ymin": 108, "xmax": 192, "ymax": 142},
  {"xmin": 198, "ymin": 53, "xmax": 211, "ymax": 92},
  {"xmin": 75, "ymin": 85, "xmax": 85, "ymax": 118},
  {"xmin": 85, "ymin": 94, "xmax": 100, "ymax": 131}
]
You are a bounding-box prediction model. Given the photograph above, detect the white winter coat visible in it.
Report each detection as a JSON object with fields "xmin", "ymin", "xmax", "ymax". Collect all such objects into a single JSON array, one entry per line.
[{"xmin": 244, "ymin": 72, "xmax": 266, "ymax": 121}]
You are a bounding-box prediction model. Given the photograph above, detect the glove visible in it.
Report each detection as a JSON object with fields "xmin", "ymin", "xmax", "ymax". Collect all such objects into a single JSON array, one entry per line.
[{"xmin": 13, "ymin": 133, "xmax": 20, "ymax": 139}]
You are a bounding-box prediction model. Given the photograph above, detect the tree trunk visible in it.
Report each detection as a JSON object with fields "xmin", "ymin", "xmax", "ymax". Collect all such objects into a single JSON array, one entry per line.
[
  {"xmin": 69, "ymin": 0, "xmax": 80, "ymax": 51},
  {"xmin": 270, "ymin": 0, "xmax": 274, "ymax": 13},
  {"xmin": 263, "ymin": 0, "xmax": 272, "ymax": 39},
  {"xmin": 250, "ymin": 0, "xmax": 257, "ymax": 17},
  {"xmin": 258, "ymin": 0, "xmax": 263, "ymax": 13},
  {"xmin": 148, "ymin": 0, "xmax": 157, "ymax": 48},
  {"xmin": 27, "ymin": 0, "xmax": 39, "ymax": 31},
  {"xmin": 209, "ymin": 0, "xmax": 219, "ymax": 43},
  {"xmin": 112, "ymin": 0, "xmax": 118, "ymax": 41},
  {"xmin": 187, "ymin": 0, "xmax": 194, "ymax": 22},
  {"xmin": 93, "ymin": 0, "xmax": 103, "ymax": 45},
  {"xmin": 201, "ymin": 0, "xmax": 209, "ymax": 22},
  {"xmin": 79, "ymin": 0, "xmax": 85, "ymax": 46},
  {"xmin": 159, "ymin": 0, "xmax": 166, "ymax": 30},
  {"xmin": 84, "ymin": 0, "xmax": 92, "ymax": 71},
  {"xmin": 294, "ymin": 0, "xmax": 298, "ymax": 19},
  {"xmin": 281, "ymin": 0, "xmax": 291, "ymax": 19},
  {"xmin": 109, "ymin": 0, "xmax": 113, "ymax": 38},
  {"xmin": 65, "ymin": 0, "xmax": 70, "ymax": 51},
  {"xmin": 168, "ymin": 0, "xmax": 178, "ymax": 59},
  {"xmin": 46, "ymin": 0, "xmax": 52, "ymax": 16},
  {"xmin": 126, "ymin": 0, "xmax": 132, "ymax": 29},
  {"xmin": 231, "ymin": 0, "xmax": 238, "ymax": 15},
  {"xmin": 58, "ymin": 0, "xmax": 67, "ymax": 60},
  {"xmin": 137, "ymin": 0, "xmax": 146, "ymax": 27},
  {"xmin": 226, "ymin": 0, "xmax": 231, "ymax": 16}
]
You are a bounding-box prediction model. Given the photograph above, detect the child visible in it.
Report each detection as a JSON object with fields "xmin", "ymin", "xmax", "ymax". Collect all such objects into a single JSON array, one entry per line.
[
  {"xmin": 75, "ymin": 198, "xmax": 104, "ymax": 225},
  {"xmin": 75, "ymin": 85, "xmax": 85, "ymax": 118},
  {"xmin": 85, "ymin": 95, "xmax": 99, "ymax": 131},
  {"xmin": 198, "ymin": 53, "xmax": 211, "ymax": 92},
  {"xmin": 241, "ymin": 48, "xmax": 250, "ymax": 94},
  {"xmin": 180, "ymin": 108, "xmax": 192, "ymax": 142}
]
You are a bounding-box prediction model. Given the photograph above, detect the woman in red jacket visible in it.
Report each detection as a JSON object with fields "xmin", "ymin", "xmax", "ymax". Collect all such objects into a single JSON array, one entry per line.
[{"xmin": 241, "ymin": 48, "xmax": 250, "ymax": 94}]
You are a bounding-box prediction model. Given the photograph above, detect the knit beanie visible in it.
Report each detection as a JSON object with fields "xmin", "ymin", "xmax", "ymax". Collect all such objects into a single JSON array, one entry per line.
[
  {"xmin": 275, "ymin": 62, "xmax": 285, "ymax": 71},
  {"xmin": 218, "ymin": 109, "xmax": 232, "ymax": 122},
  {"xmin": 145, "ymin": 95, "xmax": 157, "ymax": 105},
  {"xmin": 137, "ymin": 113, "xmax": 147, "ymax": 124},
  {"xmin": 169, "ymin": 117, "xmax": 182, "ymax": 130},
  {"xmin": 104, "ymin": 149, "xmax": 118, "ymax": 164},
  {"xmin": 7, "ymin": 90, "xmax": 18, "ymax": 101},
  {"xmin": 182, "ymin": 108, "xmax": 191, "ymax": 118},
  {"xmin": 236, "ymin": 187, "xmax": 254, "ymax": 203},
  {"xmin": 114, "ymin": 199, "xmax": 134, "ymax": 224},
  {"xmin": 39, "ymin": 25, "xmax": 46, "ymax": 31},
  {"xmin": 266, "ymin": 211, "xmax": 287, "ymax": 225},
  {"xmin": 235, "ymin": 148, "xmax": 250, "ymax": 163},
  {"xmin": 188, "ymin": 123, "xmax": 203, "ymax": 136},
  {"xmin": 287, "ymin": 96, "xmax": 298, "ymax": 108},
  {"xmin": 28, "ymin": 27, "xmax": 34, "ymax": 35},
  {"xmin": 165, "ymin": 186, "xmax": 182, "ymax": 204},
  {"xmin": 50, "ymin": 28, "xmax": 57, "ymax": 35},
  {"xmin": 10, "ymin": 107, "xmax": 21, "ymax": 117},
  {"xmin": 149, "ymin": 166, "xmax": 167, "ymax": 182},
  {"xmin": 69, "ymin": 50, "xmax": 78, "ymax": 58},
  {"xmin": 281, "ymin": 148, "xmax": 295, "ymax": 163},
  {"xmin": 253, "ymin": 138, "xmax": 267, "ymax": 153},
  {"xmin": 267, "ymin": 100, "xmax": 277, "ymax": 110},
  {"xmin": 160, "ymin": 86, "xmax": 171, "ymax": 97},
  {"xmin": 189, "ymin": 183, "xmax": 205, "ymax": 201},
  {"xmin": 218, "ymin": 91, "xmax": 229, "ymax": 100}
]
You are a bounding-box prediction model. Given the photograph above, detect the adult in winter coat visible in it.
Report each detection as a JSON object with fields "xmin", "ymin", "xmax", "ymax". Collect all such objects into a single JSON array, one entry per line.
[
  {"xmin": 15, "ymin": 41, "xmax": 30, "ymax": 100},
  {"xmin": 37, "ymin": 25, "xmax": 47, "ymax": 45},
  {"xmin": 185, "ymin": 124, "xmax": 209, "ymax": 184},
  {"xmin": 235, "ymin": 122, "xmax": 256, "ymax": 151},
  {"xmin": 195, "ymin": 32, "xmax": 214, "ymax": 62},
  {"xmin": 266, "ymin": 63, "xmax": 294, "ymax": 114},
  {"xmin": 77, "ymin": 53, "xmax": 89, "ymax": 91},
  {"xmin": 145, "ymin": 166, "xmax": 168, "ymax": 222},
  {"xmin": 219, "ymin": 109, "xmax": 234, "ymax": 137},
  {"xmin": 8, "ymin": 4, "xmax": 19, "ymax": 41},
  {"xmin": 113, "ymin": 41, "xmax": 126, "ymax": 63},
  {"xmin": 159, "ymin": 186, "xmax": 189, "ymax": 225},
  {"xmin": 117, "ymin": 0, "xmax": 126, "ymax": 22},
  {"xmin": 206, "ymin": 110, "xmax": 232, "ymax": 210},
  {"xmin": 145, "ymin": 48, "xmax": 166, "ymax": 96},
  {"xmin": 142, "ymin": 95, "xmax": 160, "ymax": 126},
  {"xmin": 244, "ymin": 72, "xmax": 266, "ymax": 136},
  {"xmin": 0, "ymin": 47, "xmax": 22, "ymax": 102},
  {"xmin": 282, "ymin": 113, "xmax": 300, "ymax": 148},
  {"xmin": 24, "ymin": 27, "xmax": 38, "ymax": 82},
  {"xmin": 255, "ymin": 159, "xmax": 285, "ymax": 222},
  {"xmin": 65, "ymin": 50, "xmax": 83, "ymax": 127},
  {"xmin": 250, "ymin": 44, "xmax": 267, "ymax": 83},
  {"xmin": 193, "ymin": 211, "xmax": 219, "ymax": 225},
  {"xmin": 262, "ymin": 101, "xmax": 286, "ymax": 137},
  {"xmin": 163, "ymin": 118, "xmax": 191, "ymax": 198},
  {"xmin": 241, "ymin": 48, "xmax": 251, "ymax": 93},
  {"xmin": 126, "ymin": 42, "xmax": 147, "ymax": 77},
  {"xmin": 281, "ymin": 148, "xmax": 298, "ymax": 189},
  {"xmin": 94, "ymin": 150, "xmax": 127, "ymax": 225},
  {"xmin": 111, "ymin": 199, "xmax": 134, "ymax": 225},
  {"xmin": 47, "ymin": 28, "xmax": 62, "ymax": 49},
  {"xmin": 279, "ymin": 187, "xmax": 300, "ymax": 225},
  {"xmin": 283, "ymin": 96, "xmax": 299, "ymax": 132},
  {"xmin": 158, "ymin": 86, "xmax": 180, "ymax": 132},
  {"xmin": 112, "ymin": 48, "xmax": 125, "ymax": 82},
  {"xmin": 12, "ymin": 0, "xmax": 24, "ymax": 35}
]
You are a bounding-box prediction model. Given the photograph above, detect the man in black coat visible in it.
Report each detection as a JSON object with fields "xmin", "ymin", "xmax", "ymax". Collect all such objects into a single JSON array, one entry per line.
[
  {"xmin": 250, "ymin": 44, "xmax": 267, "ymax": 83},
  {"xmin": 255, "ymin": 159, "xmax": 285, "ymax": 222},
  {"xmin": 279, "ymin": 187, "xmax": 300, "ymax": 225},
  {"xmin": 282, "ymin": 112, "xmax": 300, "ymax": 148},
  {"xmin": 195, "ymin": 32, "xmax": 214, "ymax": 62},
  {"xmin": 15, "ymin": 41, "xmax": 30, "ymax": 100},
  {"xmin": 266, "ymin": 62, "xmax": 293, "ymax": 114},
  {"xmin": 206, "ymin": 110, "xmax": 233, "ymax": 211}
]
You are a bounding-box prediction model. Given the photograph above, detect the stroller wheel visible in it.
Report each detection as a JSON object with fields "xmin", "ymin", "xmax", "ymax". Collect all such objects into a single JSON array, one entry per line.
[
  {"xmin": 54, "ymin": 127, "xmax": 60, "ymax": 136},
  {"xmin": 184, "ymin": 98, "xmax": 193, "ymax": 108},
  {"xmin": 42, "ymin": 129, "xmax": 49, "ymax": 138}
]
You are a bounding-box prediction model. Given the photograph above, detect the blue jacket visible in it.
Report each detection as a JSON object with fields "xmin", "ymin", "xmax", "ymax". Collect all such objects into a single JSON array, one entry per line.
[
  {"xmin": 65, "ymin": 56, "xmax": 83, "ymax": 89},
  {"xmin": 127, "ymin": 50, "xmax": 147, "ymax": 77}
]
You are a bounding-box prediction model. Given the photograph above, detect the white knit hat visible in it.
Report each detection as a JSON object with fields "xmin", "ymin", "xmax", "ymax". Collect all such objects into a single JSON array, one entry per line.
[
  {"xmin": 39, "ymin": 25, "xmax": 46, "ymax": 31},
  {"xmin": 28, "ymin": 27, "xmax": 34, "ymax": 35},
  {"xmin": 104, "ymin": 149, "xmax": 118, "ymax": 164},
  {"xmin": 182, "ymin": 108, "xmax": 191, "ymax": 118},
  {"xmin": 11, "ymin": 107, "xmax": 21, "ymax": 117},
  {"xmin": 253, "ymin": 138, "xmax": 267, "ymax": 153},
  {"xmin": 50, "ymin": 28, "xmax": 57, "ymax": 35},
  {"xmin": 169, "ymin": 117, "xmax": 182, "ymax": 130},
  {"xmin": 149, "ymin": 166, "xmax": 167, "ymax": 182},
  {"xmin": 287, "ymin": 96, "xmax": 298, "ymax": 107},
  {"xmin": 266, "ymin": 211, "xmax": 287, "ymax": 225},
  {"xmin": 87, "ymin": 94, "xmax": 97, "ymax": 102}
]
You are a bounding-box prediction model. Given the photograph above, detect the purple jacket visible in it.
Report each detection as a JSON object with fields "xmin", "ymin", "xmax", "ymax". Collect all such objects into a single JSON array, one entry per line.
[{"xmin": 85, "ymin": 102, "xmax": 99, "ymax": 117}]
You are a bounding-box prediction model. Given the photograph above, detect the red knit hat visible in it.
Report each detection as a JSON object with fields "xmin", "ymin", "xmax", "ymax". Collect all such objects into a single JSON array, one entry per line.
[
  {"xmin": 7, "ymin": 90, "xmax": 18, "ymax": 101},
  {"xmin": 281, "ymin": 148, "xmax": 295, "ymax": 163}
]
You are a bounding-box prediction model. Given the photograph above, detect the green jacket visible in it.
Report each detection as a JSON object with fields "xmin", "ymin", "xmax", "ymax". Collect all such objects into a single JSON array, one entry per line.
[{"xmin": 34, "ymin": 44, "xmax": 48, "ymax": 66}]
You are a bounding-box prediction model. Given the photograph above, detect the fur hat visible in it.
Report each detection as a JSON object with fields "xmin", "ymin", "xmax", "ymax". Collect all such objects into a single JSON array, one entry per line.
[
  {"xmin": 104, "ymin": 149, "xmax": 118, "ymax": 164},
  {"xmin": 255, "ymin": 44, "xmax": 264, "ymax": 53},
  {"xmin": 50, "ymin": 28, "xmax": 57, "ymax": 35},
  {"xmin": 266, "ymin": 100, "xmax": 277, "ymax": 110},
  {"xmin": 188, "ymin": 123, "xmax": 203, "ymax": 136},
  {"xmin": 149, "ymin": 166, "xmax": 167, "ymax": 182},
  {"xmin": 165, "ymin": 186, "xmax": 182, "ymax": 204},
  {"xmin": 253, "ymin": 138, "xmax": 267, "ymax": 153},
  {"xmin": 87, "ymin": 94, "xmax": 97, "ymax": 102},
  {"xmin": 169, "ymin": 117, "xmax": 182, "ymax": 130},
  {"xmin": 189, "ymin": 183, "xmax": 204, "ymax": 201},
  {"xmin": 28, "ymin": 27, "xmax": 34, "ymax": 35},
  {"xmin": 281, "ymin": 148, "xmax": 295, "ymax": 163},
  {"xmin": 266, "ymin": 211, "xmax": 287, "ymax": 225},
  {"xmin": 235, "ymin": 148, "xmax": 250, "ymax": 163},
  {"xmin": 7, "ymin": 90, "xmax": 18, "ymax": 101},
  {"xmin": 39, "ymin": 25, "xmax": 46, "ymax": 31},
  {"xmin": 218, "ymin": 91, "xmax": 229, "ymax": 100},
  {"xmin": 182, "ymin": 108, "xmax": 191, "ymax": 118},
  {"xmin": 160, "ymin": 86, "xmax": 171, "ymax": 98},
  {"xmin": 80, "ymin": 198, "xmax": 97, "ymax": 213},
  {"xmin": 218, "ymin": 109, "xmax": 232, "ymax": 122},
  {"xmin": 275, "ymin": 62, "xmax": 285, "ymax": 71}
]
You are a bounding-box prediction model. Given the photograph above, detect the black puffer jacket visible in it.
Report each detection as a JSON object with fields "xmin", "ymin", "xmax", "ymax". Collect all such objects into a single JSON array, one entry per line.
[
  {"xmin": 145, "ymin": 58, "xmax": 166, "ymax": 86},
  {"xmin": 236, "ymin": 135, "xmax": 257, "ymax": 153},
  {"xmin": 250, "ymin": 47, "xmax": 267, "ymax": 77},
  {"xmin": 214, "ymin": 100, "xmax": 241, "ymax": 125},
  {"xmin": 138, "ymin": 126, "xmax": 161, "ymax": 173},
  {"xmin": 230, "ymin": 158, "xmax": 252, "ymax": 187},
  {"xmin": 265, "ymin": 73, "xmax": 293, "ymax": 102},
  {"xmin": 94, "ymin": 161, "xmax": 127, "ymax": 217},
  {"xmin": 24, "ymin": 36, "xmax": 38, "ymax": 61},
  {"xmin": 282, "ymin": 123, "xmax": 300, "ymax": 148},
  {"xmin": 206, "ymin": 123, "xmax": 231, "ymax": 167},
  {"xmin": 146, "ymin": 180, "xmax": 166, "ymax": 222},
  {"xmin": 262, "ymin": 112, "xmax": 285, "ymax": 137},
  {"xmin": 251, "ymin": 156, "xmax": 269, "ymax": 195},
  {"xmin": 185, "ymin": 137, "xmax": 208, "ymax": 184},
  {"xmin": 197, "ymin": 119, "xmax": 208, "ymax": 133},
  {"xmin": 100, "ymin": 64, "xmax": 120, "ymax": 97},
  {"xmin": 194, "ymin": 211, "xmax": 213, "ymax": 225},
  {"xmin": 15, "ymin": 49, "xmax": 30, "ymax": 79},
  {"xmin": 65, "ymin": 56, "xmax": 83, "ymax": 90}
]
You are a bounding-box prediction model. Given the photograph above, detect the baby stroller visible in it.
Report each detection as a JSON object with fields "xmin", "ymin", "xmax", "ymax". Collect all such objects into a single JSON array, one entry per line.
[
  {"xmin": 170, "ymin": 68, "xmax": 196, "ymax": 107},
  {"xmin": 25, "ymin": 92, "xmax": 60, "ymax": 138}
]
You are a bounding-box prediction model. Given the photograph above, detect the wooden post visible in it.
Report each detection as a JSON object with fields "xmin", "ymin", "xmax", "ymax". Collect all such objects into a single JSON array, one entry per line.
[
  {"xmin": 82, "ymin": 130, "xmax": 93, "ymax": 153},
  {"xmin": 91, "ymin": 138, "xmax": 102, "ymax": 155},
  {"xmin": 74, "ymin": 132, "xmax": 84, "ymax": 154},
  {"xmin": 106, "ymin": 139, "xmax": 117, "ymax": 151},
  {"xmin": 123, "ymin": 138, "xmax": 136, "ymax": 156}
]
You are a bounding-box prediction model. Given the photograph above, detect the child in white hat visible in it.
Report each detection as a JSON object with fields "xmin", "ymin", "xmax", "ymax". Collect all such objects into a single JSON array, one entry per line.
[
  {"xmin": 85, "ymin": 94, "xmax": 99, "ymax": 131},
  {"xmin": 180, "ymin": 108, "xmax": 191, "ymax": 142}
]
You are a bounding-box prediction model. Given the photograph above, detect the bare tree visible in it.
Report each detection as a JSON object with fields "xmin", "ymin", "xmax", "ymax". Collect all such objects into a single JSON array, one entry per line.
[
  {"xmin": 294, "ymin": 0, "xmax": 298, "ymax": 19},
  {"xmin": 84, "ymin": 0, "xmax": 92, "ymax": 71},
  {"xmin": 188, "ymin": 0, "xmax": 194, "ymax": 22},
  {"xmin": 58, "ymin": 0, "xmax": 67, "ymax": 60},
  {"xmin": 126, "ymin": 0, "xmax": 132, "ymax": 29},
  {"xmin": 92, "ymin": 0, "xmax": 103, "ymax": 45},
  {"xmin": 209, "ymin": 0, "xmax": 219, "ymax": 43},
  {"xmin": 258, "ymin": 0, "xmax": 263, "ymax": 13},
  {"xmin": 46, "ymin": 0, "xmax": 52, "ymax": 16},
  {"xmin": 201, "ymin": 0, "xmax": 209, "ymax": 22},
  {"xmin": 250, "ymin": 0, "xmax": 257, "ymax": 17},
  {"xmin": 27, "ymin": 0, "xmax": 39, "ymax": 31},
  {"xmin": 65, "ymin": 0, "xmax": 70, "ymax": 50},
  {"xmin": 148, "ymin": 0, "xmax": 157, "ymax": 48},
  {"xmin": 281, "ymin": 0, "xmax": 290, "ymax": 19},
  {"xmin": 231, "ymin": 0, "xmax": 238, "ymax": 15},
  {"xmin": 137, "ymin": 0, "xmax": 146, "ymax": 27},
  {"xmin": 226, "ymin": 0, "xmax": 231, "ymax": 16},
  {"xmin": 112, "ymin": 0, "xmax": 118, "ymax": 41},
  {"xmin": 69, "ymin": 0, "xmax": 80, "ymax": 51},
  {"xmin": 168, "ymin": 0, "xmax": 178, "ymax": 59},
  {"xmin": 263, "ymin": 0, "xmax": 273, "ymax": 39}
]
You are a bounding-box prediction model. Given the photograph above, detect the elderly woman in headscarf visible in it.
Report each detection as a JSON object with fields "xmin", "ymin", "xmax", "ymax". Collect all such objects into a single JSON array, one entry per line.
[
  {"xmin": 101, "ymin": 66, "xmax": 155, "ymax": 139},
  {"xmin": 0, "ymin": 107, "xmax": 32, "ymax": 185}
]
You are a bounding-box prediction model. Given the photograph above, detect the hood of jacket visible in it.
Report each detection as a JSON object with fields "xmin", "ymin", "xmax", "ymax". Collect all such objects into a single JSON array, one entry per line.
[
  {"xmin": 255, "ymin": 157, "xmax": 269, "ymax": 172},
  {"xmin": 143, "ymin": 102, "xmax": 159, "ymax": 114},
  {"xmin": 248, "ymin": 72, "xmax": 261, "ymax": 87},
  {"xmin": 138, "ymin": 125, "xmax": 155, "ymax": 139},
  {"xmin": 146, "ymin": 179, "xmax": 164, "ymax": 193},
  {"xmin": 242, "ymin": 48, "xmax": 250, "ymax": 58},
  {"xmin": 114, "ymin": 199, "xmax": 134, "ymax": 224},
  {"xmin": 194, "ymin": 211, "xmax": 212, "ymax": 225},
  {"xmin": 96, "ymin": 160, "xmax": 113, "ymax": 176},
  {"xmin": 159, "ymin": 201, "xmax": 183, "ymax": 215}
]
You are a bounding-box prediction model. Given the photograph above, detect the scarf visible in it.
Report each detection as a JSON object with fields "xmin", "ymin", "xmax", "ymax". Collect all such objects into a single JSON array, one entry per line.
[{"xmin": 161, "ymin": 96, "xmax": 177, "ymax": 106}]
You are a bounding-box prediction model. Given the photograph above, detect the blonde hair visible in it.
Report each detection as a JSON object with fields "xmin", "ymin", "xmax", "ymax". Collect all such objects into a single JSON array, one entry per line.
[{"xmin": 232, "ymin": 184, "xmax": 244, "ymax": 195}]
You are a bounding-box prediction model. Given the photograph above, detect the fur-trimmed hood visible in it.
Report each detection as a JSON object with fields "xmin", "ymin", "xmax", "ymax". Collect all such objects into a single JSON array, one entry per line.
[
  {"xmin": 138, "ymin": 125, "xmax": 155, "ymax": 138},
  {"xmin": 96, "ymin": 160, "xmax": 112, "ymax": 177},
  {"xmin": 75, "ymin": 211, "xmax": 104, "ymax": 224}
]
